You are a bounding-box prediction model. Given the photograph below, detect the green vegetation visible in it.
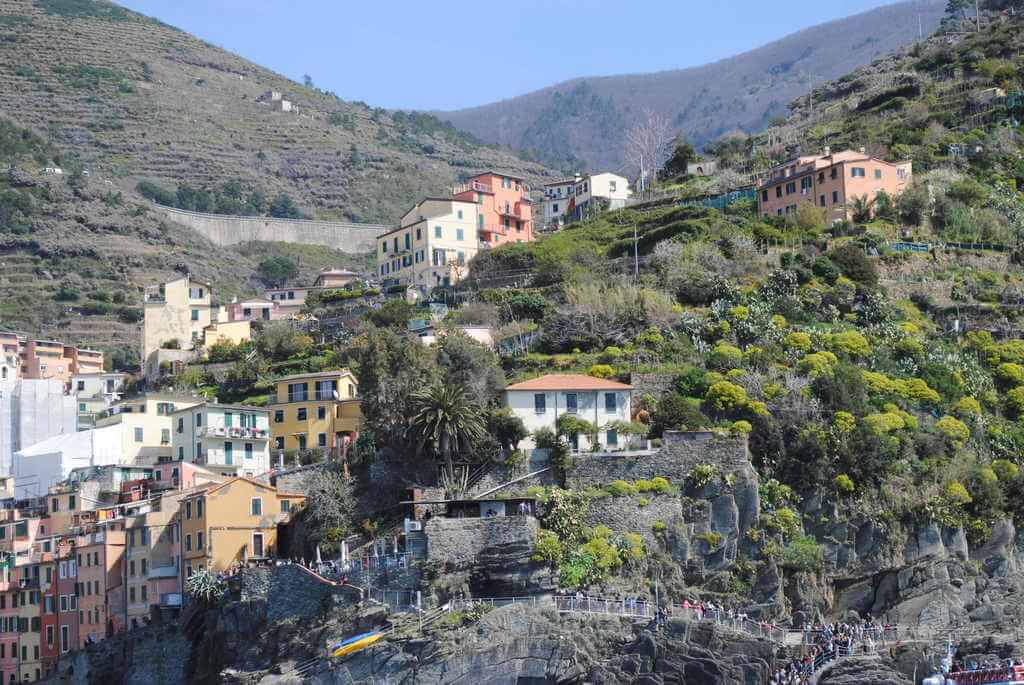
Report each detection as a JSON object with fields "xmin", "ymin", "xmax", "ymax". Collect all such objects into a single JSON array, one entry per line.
[
  {"xmin": 36, "ymin": 0, "xmax": 131, "ymax": 21},
  {"xmin": 135, "ymin": 179, "xmax": 306, "ymax": 218}
]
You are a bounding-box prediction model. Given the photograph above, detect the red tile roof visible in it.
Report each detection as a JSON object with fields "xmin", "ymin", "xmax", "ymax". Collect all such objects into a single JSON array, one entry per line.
[{"xmin": 505, "ymin": 374, "xmax": 632, "ymax": 391}]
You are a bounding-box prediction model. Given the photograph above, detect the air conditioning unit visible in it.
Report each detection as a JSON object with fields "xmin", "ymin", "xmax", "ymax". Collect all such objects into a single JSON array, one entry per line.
[{"xmin": 404, "ymin": 519, "xmax": 423, "ymax": 533}]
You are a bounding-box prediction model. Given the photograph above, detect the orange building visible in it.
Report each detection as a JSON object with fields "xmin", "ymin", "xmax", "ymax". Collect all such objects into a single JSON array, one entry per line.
[
  {"xmin": 18, "ymin": 340, "xmax": 104, "ymax": 383},
  {"xmin": 757, "ymin": 148, "xmax": 912, "ymax": 224},
  {"xmin": 452, "ymin": 171, "xmax": 534, "ymax": 248}
]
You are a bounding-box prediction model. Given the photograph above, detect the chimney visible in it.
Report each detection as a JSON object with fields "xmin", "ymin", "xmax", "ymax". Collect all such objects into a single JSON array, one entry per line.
[
  {"xmin": 859, "ymin": 146, "xmax": 866, "ymax": 155},
  {"xmin": 823, "ymin": 146, "xmax": 831, "ymax": 157}
]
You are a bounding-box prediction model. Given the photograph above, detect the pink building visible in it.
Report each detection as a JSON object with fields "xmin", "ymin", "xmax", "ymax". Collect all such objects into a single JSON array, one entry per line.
[
  {"xmin": 452, "ymin": 172, "xmax": 534, "ymax": 248},
  {"xmin": 17, "ymin": 340, "xmax": 104, "ymax": 383},
  {"xmin": 151, "ymin": 460, "xmax": 223, "ymax": 491},
  {"xmin": 76, "ymin": 528, "xmax": 125, "ymax": 647},
  {"xmin": 224, "ymin": 297, "xmax": 284, "ymax": 323},
  {"xmin": 757, "ymin": 148, "xmax": 912, "ymax": 223}
]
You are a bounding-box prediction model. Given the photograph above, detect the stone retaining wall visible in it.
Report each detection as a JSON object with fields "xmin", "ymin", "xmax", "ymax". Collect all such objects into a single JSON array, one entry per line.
[
  {"xmin": 155, "ymin": 204, "xmax": 385, "ymax": 254},
  {"xmin": 567, "ymin": 432, "xmax": 749, "ymax": 488},
  {"xmin": 425, "ymin": 516, "xmax": 539, "ymax": 568}
]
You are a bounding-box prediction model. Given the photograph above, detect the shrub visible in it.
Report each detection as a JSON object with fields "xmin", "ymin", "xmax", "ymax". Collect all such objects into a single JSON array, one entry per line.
[
  {"xmin": 705, "ymin": 381, "xmax": 748, "ymax": 412},
  {"xmin": 783, "ymin": 331, "xmax": 812, "ymax": 352},
  {"xmin": 731, "ymin": 420, "xmax": 752, "ymax": 435},
  {"xmin": 651, "ymin": 393, "xmax": 708, "ymax": 435},
  {"xmin": 798, "ymin": 351, "xmax": 838, "ymax": 377},
  {"xmin": 531, "ymin": 530, "xmax": 564, "ymax": 564},
  {"xmin": 762, "ymin": 507, "xmax": 801, "ymax": 538},
  {"xmin": 649, "ymin": 476, "xmax": 672, "ymax": 494},
  {"xmin": 696, "ymin": 532, "xmax": 723, "ymax": 548},
  {"xmin": 688, "ymin": 463, "xmax": 719, "ymax": 488},
  {"xmin": 863, "ymin": 411, "xmax": 906, "ymax": 434},
  {"xmin": 992, "ymin": 459, "xmax": 1020, "ymax": 482},
  {"xmin": 588, "ymin": 364, "xmax": 615, "ymax": 379},
  {"xmin": 55, "ymin": 285, "xmax": 80, "ymax": 301},
  {"xmin": 829, "ymin": 243, "xmax": 878, "ymax": 286},
  {"xmin": 936, "ymin": 415, "xmax": 970, "ymax": 447},
  {"xmin": 944, "ymin": 481, "xmax": 972, "ymax": 505},
  {"xmin": 827, "ymin": 331, "xmax": 871, "ymax": 358},
  {"xmin": 606, "ymin": 480, "xmax": 637, "ymax": 497},
  {"xmin": 953, "ymin": 397, "xmax": 982, "ymax": 418},
  {"xmin": 833, "ymin": 411, "xmax": 856, "ymax": 434},
  {"xmin": 834, "ymin": 474, "xmax": 855, "ymax": 493},
  {"xmin": 652, "ymin": 521, "xmax": 667, "ymax": 533},
  {"xmin": 708, "ymin": 342, "xmax": 744, "ymax": 370},
  {"xmin": 638, "ymin": 497, "xmax": 650, "ymax": 507},
  {"xmin": 782, "ymin": 536, "xmax": 824, "ymax": 571},
  {"xmin": 996, "ymin": 363, "xmax": 1024, "ymax": 387},
  {"xmin": 1007, "ymin": 386, "xmax": 1024, "ymax": 417}
]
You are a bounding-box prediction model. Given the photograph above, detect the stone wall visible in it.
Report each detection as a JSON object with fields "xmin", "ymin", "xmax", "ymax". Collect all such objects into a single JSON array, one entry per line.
[
  {"xmin": 155, "ymin": 204, "xmax": 386, "ymax": 254},
  {"xmin": 629, "ymin": 372, "xmax": 677, "ymax": 400},
  {"xmin": 583, "ymin": 494, "xmax": 684, "ymax": 545},
  {"xmin": 264, "ymin": 564, "xmax": 358, "ymax": 622},
  {"xmin": 567, "ymin": 432, "xmax": 749, "ymax": 488},
  {"xmin": 425, "ymin": 516, "xmax": 539, "ymax": 568}
]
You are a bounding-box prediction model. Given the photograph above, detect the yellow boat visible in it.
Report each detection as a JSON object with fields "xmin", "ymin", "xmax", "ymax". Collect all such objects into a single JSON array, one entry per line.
[{"xmin": 330, "ymin": 631, "xmax": 384, "ymax": 658}]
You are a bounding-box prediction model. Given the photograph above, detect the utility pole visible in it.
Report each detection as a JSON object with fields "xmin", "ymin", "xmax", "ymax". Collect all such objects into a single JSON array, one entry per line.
[
  {"xmin": 976, "ymin": 0, "xmax": 982, "ymax": 31},
  {"xmin": 633, "ymin": 224, "xmax": 639, "ymax": 281}
]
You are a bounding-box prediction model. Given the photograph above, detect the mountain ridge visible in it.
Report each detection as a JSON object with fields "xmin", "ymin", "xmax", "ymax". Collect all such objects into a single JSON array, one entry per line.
[{"xmin": 437, "ymin": 0, "xmax": 947, "ymax": 172}]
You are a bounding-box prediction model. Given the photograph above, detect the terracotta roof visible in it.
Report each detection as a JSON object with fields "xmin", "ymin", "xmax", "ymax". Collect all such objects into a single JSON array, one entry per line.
[{"xmin": 505, "ymin": 374, "xmax": 632, "ymax": 391}]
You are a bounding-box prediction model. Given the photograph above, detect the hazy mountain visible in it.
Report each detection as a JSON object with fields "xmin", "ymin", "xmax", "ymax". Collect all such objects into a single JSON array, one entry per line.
[{"xmin": 437, "ymin": 0, "xmax": 946, "ymax": 172}]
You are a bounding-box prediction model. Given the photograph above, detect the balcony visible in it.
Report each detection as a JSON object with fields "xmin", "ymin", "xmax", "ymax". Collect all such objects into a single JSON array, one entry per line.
[
  {"xmin": 452, "ymin": 180, "xmax": 492, "ymax": 195},
  {"xmin": 200, "ymin": 426, "xmax": 269, "ymax": 440},
  {"xmin": 159, "ymin": 592, "xmax": 183, "ymax": 607},
  {"xmin": 147, "ymin": 565, "xmax": 178, "ymax": 580},
  {"xmin": 496, "ymin": 202, "xmax": 526, "ymax": 219}
]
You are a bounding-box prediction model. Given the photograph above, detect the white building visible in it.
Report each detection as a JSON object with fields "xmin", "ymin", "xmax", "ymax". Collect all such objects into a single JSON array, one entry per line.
[
  {"xmin": 541, "ymin": 173, "xmax": 631, "ymax": 229},
  {"xmin": 170, "ymin": 402, "xmax": 271, "ymax": 478},
  {"xmin": 503, "ymin": 374, "xmax": 633, "ymax": 451},
  {"xmin": 72, "ymin": 372, "xmax": 127, "ymax": 430},
  {"xmin": 0, "ymin": 378, "xmax": 78, "ymax": 476},
  {"xmin": 11, "ymin": 423, "xmax": 127, "ymax": 498}
]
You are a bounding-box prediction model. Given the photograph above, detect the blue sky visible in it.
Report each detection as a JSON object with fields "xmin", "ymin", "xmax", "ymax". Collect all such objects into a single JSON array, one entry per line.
[{"xmin": 118, "ymin": 0, "xmax": 907, "ymax": 111}]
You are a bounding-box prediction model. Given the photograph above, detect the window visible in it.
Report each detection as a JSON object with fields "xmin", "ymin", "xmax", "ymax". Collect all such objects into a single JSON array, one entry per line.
[
  {"xmin": 274, "ymin": 410, "xmax": 283, "ymax": 423},
  {"xmin": 185, "ymin": 502, "xmax": 192, "ymax": 520},
  {"xmin": 129, "ymin": 560, "xmax": 135, "ymax": 577},
  {"xmin": 819, "ymin": 195, "xmax": 826, "ymax": 207},
  {"xmin": 275, "ymin": 436, "xmax": 284, "ymax": 450},
  {"xmin": 177, "ymin": 417, "xmax": 184, "ymax": 433},
  {"xmin": 197, "ymin": 532, "xmax": 204, "ymax": 550},
  {"xmin": 553, "ymin": 203, "xmax": 559, "ymax": 212},
  {"xmin": 317, "ymin": 433, "xmax": 327, "ymax": 448},
  {"xmin": 606, "ymin": 429, "xmax": 618, "ymax": 447},
  {"xmin": 832, "ymin": 191, "xmax": 839, "ymax": 204},
  {"xmin": 178, "ymin": 446, "xmax": 184, "ymax": 459},
  {"xmin": 129, "ymin": 587, "xmax": 135, "ymax": 603},
  {"xmin": 457, "ymin": 209, "xmax": 463, "ymax": 220},
  {"xmin": 317, "ymin": 406, "xmax": 326, "ymax": 420},
  {"xmin": 224, "ymin": 441, "xmax": 233, "ymax": 464},
  {"xmin": 224, "ymin": 412, "xmax": 233, "ymax": 428},
  {"xmin": 415, "ymin": 228, "xmax": 421, "ymax": 241},
  {"xmin": 851, "ymin": 167, "xmax": 866, "ymax": 177},
  {"xmin": 141, "ymin": 586, "xmax": 147, "ymax": 602},
  {"xmin": 281, "ymin": 499, "xmax": 291, "ymax": 513},
  {"xmin": 191, "ymin": 309, "xmax": 199, "ymax": 321},
  {"xmin": 51, "ymin": 498, "xmax": 58, "ymax": 513},
  {"xmin": 161, "ymin": 428, "xmax": 170, "ymax": 445},
  {"xmin": 60, "ymin": 625, "xmax": 69, "ymax": 653},
  {"xmin": 141, "ymin": 559, "xmax": 147, "ymax": 575},
  {"xmin": 775, "ymin": 186, "xmax": 782, "ymax": 198},
  {"xmin": 761, "ymin": 191, "xmax": 768, "ymax": 202},
  {"xmin": 456, "ymin": 228, "xmax": 464, "ymax": 241},
  {"xmin": 565, "ymin": 393, "xmax": 578, "ymax": 414},
  {"xmin": 185, "ymin": 534, "xmax": 192, "ymax": 552},
  {"xmin": 251, "ymin": 498, "xmax": 262, "ymax": 516},
  {"xmin": 604, "ymin": 393, "xmax": 617, "ymax": 413},
  {"xmin": 818, "ymin": 172, "xmax": 825, "ymax": 183},
  {"xmin": 297, "ymin": 408, "xmax": 307, "ymax": 421},
  {"xmin": 785, "ymin": 182, "xmax": 796, "ymax": 194},
  {"xmin": 404, "ymin": 233, "xmax": 411, "ymax": 250},
  {"xmin": 79, "ymin": 402, "xmax": 86, "ymax": 412},
  {"xmin": 287, "ymin": 383, "xmax": 308, "ymax": 402},
  {"xmin": 196, "ymin": 442, "xmax": 202, "ymax": 458},
  {"xmin": 434, "ymin": 225, "xmax": 442, "ymax": 238},
  {"xmin": 134, "ymin": 427, "xmax": 143, "ymax": 443},
  {"xmin": 196, "ymin": 498, "xmax": 203, "ymax": 518},
  {"xmin": 245, "ymin": 443, "xmax": 253, "ymax": 460},
  {"xmin": 252, "ymin": 533, "xmax": 265, "ymax": 558},
  {"xmin": 297, "ymin": 434, "xmax": 307, "ymax": 450},
  {"xmin": 831, "ymin": 167, "xmax": 838, "ymax": 179},
  {"xmin": 874, "ymin": 169, "xmax": 882, "ymax": 179},
  {"xmin": 801, "ymin": 177, "xmax": 812, "ymax": 190},
  {"xmin": 534, "ymin": 393, "xmax": 546, "ymax": 414},
  {"xmin": 381, "ymin": 241, "xmax": 387, "ymax": 254},
  {"xmin": 457, "ymin": 251, "xmax": 465, "ymax": 266}
]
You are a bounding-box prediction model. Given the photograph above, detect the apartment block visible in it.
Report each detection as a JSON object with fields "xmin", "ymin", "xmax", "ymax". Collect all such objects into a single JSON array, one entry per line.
[
  {"xmin": 71, "ymin": 373, "xmax": 126, "ymax": 431},
  {"xmin": 179, "ymin": 477, "xmax": 304, "ymax": 577},
  {"xmin": 141, "ymin": 276, "xmax": 213, "ymax": 379},
  {"xmin": 757, "ymin": 148, "xmax": 912, "ymax": 223},
  {"xmin": 377, "ymin": 199, "xmax": 479, "ymax": 292},
  {"xmin": 542, "ymin": 172, "xmax": 631, "ymax": 229},
  {"xmin": 268, "ymin": 370, "xmax": 360, "ymax": 456},
  {"xmin": 265, "ymin": 268, "xmax": 360, "ymax": 317},
  {"xmin": 0, "ymin": 333, "xmax": 19, "ymax": 383},
  {"xmin": 76, "ymin": 528, "xmax": 125, "ymax": 647},
  {"xmin": 171, "ymin": 403, "xmax": 271, "ymax": 478},
  {"xmin": 0, "ymin": 380, "xmax": 78, "ymax": 478},
  {"xmin": 452, "ymin": 171, "xmax": 534, "ymax": 248}
]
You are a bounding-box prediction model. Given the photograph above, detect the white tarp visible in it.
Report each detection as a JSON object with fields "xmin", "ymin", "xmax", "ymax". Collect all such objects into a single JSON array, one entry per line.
[{"xmin": 13, "ymin": 423, "xmax": 126, "ymax": 498}]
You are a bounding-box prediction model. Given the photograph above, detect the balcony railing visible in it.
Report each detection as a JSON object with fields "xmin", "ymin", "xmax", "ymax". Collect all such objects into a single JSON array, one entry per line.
[
  {"xmin": 148, "ymin": 565, "xmax": 178, "ymax": 579},
  {"xmin": 452, "ymin": 180, "xmax": 492, "ymax": 195},
  {"xmin": 200, "ymin": 426, "xmax": 269, "ymax": 440}
]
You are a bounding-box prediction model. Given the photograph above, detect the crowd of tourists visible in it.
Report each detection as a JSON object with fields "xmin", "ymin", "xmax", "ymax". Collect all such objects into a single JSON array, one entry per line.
[{"xmin": 768, "ymin": 618, "xmax": 889, "ymax": 685}]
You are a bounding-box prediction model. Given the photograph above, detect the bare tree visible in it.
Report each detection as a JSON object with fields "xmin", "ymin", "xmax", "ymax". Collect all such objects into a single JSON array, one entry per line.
[{"xmin": 624, "ymin": 108, "xmax": 673, "ymax": 191}]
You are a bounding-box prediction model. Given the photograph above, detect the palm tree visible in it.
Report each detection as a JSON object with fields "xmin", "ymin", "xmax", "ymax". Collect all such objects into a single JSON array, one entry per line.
[{"xmin": 409, "ymin": 382, "xmax": 486, "ymax": 472}]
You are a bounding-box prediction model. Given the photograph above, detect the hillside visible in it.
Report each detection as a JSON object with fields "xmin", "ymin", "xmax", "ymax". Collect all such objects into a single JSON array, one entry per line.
[
  {"xmin": 0, "ymin": 0, "xmax": 557, "ymax": 366},
  {"xmin": 437, "ymin": 0, "xmax": 945, "ymax": 172}
]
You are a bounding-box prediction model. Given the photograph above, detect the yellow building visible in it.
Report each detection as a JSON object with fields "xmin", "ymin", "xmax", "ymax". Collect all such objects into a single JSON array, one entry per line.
[
  {"xmin": 94, "ymin": 394, "xmax": 204, "ymax": 463},
  {"xmin": 268, "ymin": 370, "xmax": 361, "ymax": 456},
  {"xmin": 179, "ymin": 478, "xmax": 304, "ymax": 576},
  {"xmin": 142, "ymin": 276, "xmax": 213, "ymax": 378},
  {"xmin": 202, "ymin": 320, "xmax": 253, "ymax": 353},
  {"xmin": 377, "ymin": 198, "xmax": 479, "ymax": 295}
]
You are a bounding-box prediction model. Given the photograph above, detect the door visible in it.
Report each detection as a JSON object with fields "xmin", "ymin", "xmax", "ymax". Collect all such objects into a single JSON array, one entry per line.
[
  {"xmin": 224, "ymin": 442, "xmax": 233, "ymax": 465},
  {"xmin": 252, "ymin": 533, "xmax": 264, "ymax": 558}
]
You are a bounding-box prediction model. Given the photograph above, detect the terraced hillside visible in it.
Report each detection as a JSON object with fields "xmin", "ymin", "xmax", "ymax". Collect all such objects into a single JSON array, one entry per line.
[
  {"xmin": 0, "ymin": 0, "xmax": 553, "ymax": 222},
  {"xmin": 0, "ymin": 0, "xmax": 557, "ymax": 367}
]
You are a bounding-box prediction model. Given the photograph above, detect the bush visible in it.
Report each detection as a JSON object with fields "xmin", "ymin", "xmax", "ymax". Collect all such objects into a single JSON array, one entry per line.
[
  {"xmin": 651, "ymin": 393, "xmax": 708, "ymax": 435},
  {"xmin": 731, "ymin": 420, "xmax": 752, "ymax": 435},
  {"xmin": 945, "ymin": 480, "xmax": 972, "ymax": 505},
  {"xmin": 834, "ymin": 474, "xmax": 855, "ymax": 494},
  {"xmin": 256, "ymin": 255, "xmax": 298, "ymax": 287},
  {"xmin": 992, "ymin": 459, "xmax": 1020, "ymax": 482},
  {"xmin": 829, "ymin": 244, "xmax": 878, "ymax": 286},
  {"xmin": 708, "ymin": 342, "xmax": 744, "ymax": 370},
  {"xmin": 798, "ymin": 351, "xmax": 838, "ymax": 377},
  {"xmin": 55, "ymin": 285, "xmax": 80, "ymax": 301},
  {"xmin": 531, "ymin": 530, "xmax": 564, "ymax": 564},
  {"xmin": 705, "ymin": 381, "xmax": 748, "ymax": 413},
  {"xmin": 954, "ymin": 396, "xmax": 982, "ymax": 418},
  {"xmin": 833, "ymin": 411, "xmax": 856, "ymax": 434},
  {"xmin": 783, "ymin": 331, "xmax": 812, "ymax": 352},
  {"xmin": 688, "ymin": 463, "xmax": 718, "ymax": 488},
  {"xmin": 827, "ymin": 331, "xmax": 871, "ymax": 358},
  {"xmin": 996, "ymin": 363, "xmax": 1024, "ymax": 387},
  {"xmin": 762, "ymin": 507, "xmax": 801, "ymax": 538},
  {"xmin": 936, "ymin": 415, "xmax": 970, "ymax": 447},
  {"xmin": 782, "ymin": 536, "xmax": 824, "ymax": 571},
  {"xmin": 588, "ymin": 364, "xmax": 615, "ymax": 379},
  {"xmin": 606, "ymin": 480, "xmax": 637, "ymax": 497}
]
